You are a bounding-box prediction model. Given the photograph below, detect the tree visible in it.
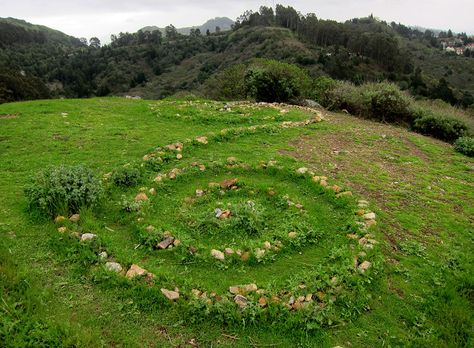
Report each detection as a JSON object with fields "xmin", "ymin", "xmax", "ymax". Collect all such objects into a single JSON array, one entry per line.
[
  {"xmin": 89, "ymin": 37, "xmax": 101, "ymax": 48},
  {"xmin": 165, "ymin": 25, "xmax": 178, "ymax": 39}
]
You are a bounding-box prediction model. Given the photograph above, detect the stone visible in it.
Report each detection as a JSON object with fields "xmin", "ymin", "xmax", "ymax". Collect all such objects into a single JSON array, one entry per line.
[
  {"xmin": 263, "ymin": 241, "xmax": 272, "ymax": 250},
  {"xmin": 331, "ymin": 185, "xmax": 342, "ymax": 193},
  {"xmin": 337, "ymin": 191, "xmax": 353, "ymax": 197},
  {"xmin": 176, "ymin": 154, "xmax": 183, "ymax": 160},
  {"xmin": 305, "ymin": 294, "xmax": 313, "ymax": 302},
  {"xmin": 296, "ymin": 167, "xmax": 308, "ymax": 174},
  {"xmin": 364, "ymin": 212, "xmax": 376, "ymax": 220},
  {"xmin": 126, "ymin": 264, "xmax": 148, "ymax": 279},
  {"xmin": 55, "ymin": 215, "xmax": 66, "ymax": 223},
  {"xmin": 214, "ymin": 208, "xmax": 223, "ymax": 218},
  {"xmin": 146, "ymin": 225, "xmax": 155, "ymax": 232},
  {"xmin": 135, "ymin": 193, "xmax": 149, "ymax": 202},
  {"xmin": 149, "ymin": 188, "xmax": 157, "ymax": 195},
  {"xmin": 196, "ymin": 189, "xmax": 205, "ymax": 197},
  {"xmin": 192, "ymin": 289, "xmax": 202, "ymax": 297},
  {"xmin": 157, "ymin": 237, "xmax": 175, "ymax": 249},
  {"xmin": 173, "ymin": 239, "xmax": 181, "ymax": 247},
  {"xmin": 319, "ymin": 180, "xmax": 328, "ymax": 187},
  {"xmin": 105, "ymin": 262, "xmax": 122, "ymax": 273},
  {"xmin": 358, "ymin": 200, "xmax": 369, "ymax": 208},
  {"xmin": 356, "ymin": 209, "xmax": 365, "ymax": 216},
  {"xmin": 196, "ymin": 136, "xmax": 208, "ymax": 145},
  {"xmin": 154, "ymin": 175, "xmax": 163, "ymax": 183},
  {"xmin": 198, "ymin": 165, "xmax": 206, "ymax": 171},
  {"xmin": 255, "ymin": 248, "xmax": 265, "ymax": 259},
  {"xmin": 99, "ymin": 251, "xmax": 108, "ymax": 261},
  {"xmin": 57, "ymin": 226, "xmax": 67, "ymax": 233},
  {"xmin": 211, "ymin": 249, "xmax": 225, "ymax": 261},
  {"xmin": 258, "ymin": 297, "xmax": 267, "ymax": 307},
  {"xmin": 161, "ymin": 288, "xmax": 179, "ymax": 301},
  {"xmin": 288, "ymin": 231, "xmax": 298, "ymax": 239},
  {"xmin": 220, "ymin": 178, "xmax": 238, "ymax": 189},
  {"xmin": 347, "ymin": 234, "xmax": 358, "ymax": 240},
  {"xmin": 358, "ymin": 261, "xmax": 372, "ymax": 273},
  {"xmin": 81, "ymin": 233, "xmax": 96, "ymax": 241},
  {"xmin": 240, "ymin": 252, "xmax": 250, "ymax": 261},
  {"xmin": 243, "ymin": 283, "xmax": 258, "ymax": 293},
  {"xmin": 227, "ymin": 157, "xmax": 238, "ymax": 164},
  {"xmin": 295, "ymin": 203, "xmax": 304, "ymax": 209},
  {"xmin": 69, "ymin": 214, "xmax": 80, "ymax": 223},
  {"xmin": 234, "ymin": 295, "xmax": 248, "ymax": 308},
  {"xmin": 219, "ymin": 210, "xmax": 231, "ymax": 220},
  {"xmin": 366, "ymin": 220, "xmax": 377, "ymax": 227},
  {"xmin": 230, "ymin": 286, "xmax": 241, "ymax": 295},
  {"xmin": 224, "ymin": 248, "xmax": 234, "ymax": 255}
]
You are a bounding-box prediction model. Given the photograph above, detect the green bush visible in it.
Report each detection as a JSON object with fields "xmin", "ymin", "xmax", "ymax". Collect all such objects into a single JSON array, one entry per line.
[
  {"xmin": 245, "ymin": 59, "xmax": 311, "ymax": 103},
  {"xmin": 25, "ymin": 165, "xmax": 103, "ymax": 217},
  {"xmin": 311, "ymin": 76, "xmax": 337, "ymax": 106},
  {"xmin": 454, "ymin": 137, "xmax": 474, "ymax": 157},
  {"xmin": 412, "ymin": 113, "xmax": 468, "ymax": 142},
  {"xmin": 112, "ymin": 165, "xmax": 142, "ymax": 187},
  {"xmin": 365, "ymin": 83, "xmax": 413, "ymax": 124}
]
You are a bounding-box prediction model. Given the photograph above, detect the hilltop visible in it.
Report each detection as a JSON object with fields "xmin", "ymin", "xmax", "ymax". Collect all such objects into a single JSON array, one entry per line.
[
  {"xmin": 0, "ymin": 97, "xmax": 472, "ymax": 346},
  {"xmin": 140, "ymin": 17, "xmax": 234, "ymax": 35}
]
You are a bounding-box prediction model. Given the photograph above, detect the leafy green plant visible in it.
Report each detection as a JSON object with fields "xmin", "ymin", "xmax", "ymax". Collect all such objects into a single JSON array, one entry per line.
[
  {"xmin": 412, "ymin": 112, "xmax": 468, "ymax": 142},
  {"xmin": 454, "ymin": 136, "xmax": 474, "ymax": 157},
  {"xmin": 112, "ymin": 165, "xmax": 142, "ymax": 187},
  {"xmin": 24, "ymin": 165, "xmax": 103, "ymax": 217}
]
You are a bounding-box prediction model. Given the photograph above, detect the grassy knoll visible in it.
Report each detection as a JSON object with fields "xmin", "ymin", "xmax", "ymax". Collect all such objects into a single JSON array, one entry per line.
[{"xmin": 0, "ymin": 97, "xmax": 473, "ymax": 347}]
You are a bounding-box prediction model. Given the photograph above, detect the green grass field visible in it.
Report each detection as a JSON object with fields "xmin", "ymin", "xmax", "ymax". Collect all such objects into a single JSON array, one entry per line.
[{"xmin": 1, "ymin": 97, "xmax": 473, "ymax": 347}]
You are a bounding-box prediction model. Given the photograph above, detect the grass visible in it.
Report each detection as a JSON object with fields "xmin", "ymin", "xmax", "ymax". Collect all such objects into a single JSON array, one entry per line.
[{"xmin": 0, "ymin": 97, "xmax": 473, "ymax": 347}]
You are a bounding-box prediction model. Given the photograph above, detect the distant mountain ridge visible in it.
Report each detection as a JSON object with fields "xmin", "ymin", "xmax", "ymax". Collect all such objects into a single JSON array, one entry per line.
[{"xmin": 141, "ymin": 17, "xmax": 234, "ymax": 35}]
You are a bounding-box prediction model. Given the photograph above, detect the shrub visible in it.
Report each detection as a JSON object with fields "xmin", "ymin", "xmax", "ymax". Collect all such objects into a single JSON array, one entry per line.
[
  {"xmin": 112, "ymin": 165, "xmax": 142, "ymax": 187},
  {"xmin": 454, "ymin": 137, "xmax": 474, "ymax": 157},
  {"xmin": 311, "ymin": 76, "xmax": 337, "ymax": 106},
  {"xmin": 25, "ymin": 165, "xmax": 103, "ymax": 217},
  {"xmin": 245, "ymin": 59, "xmax": 311, "ymax": 103},
  {"xmin": 412, "ymin": 112, "xmax": 468, "ymax": 142},
  {"xmin": 365, "ymin": 83, "xmax": 413, "ymax": 124}
]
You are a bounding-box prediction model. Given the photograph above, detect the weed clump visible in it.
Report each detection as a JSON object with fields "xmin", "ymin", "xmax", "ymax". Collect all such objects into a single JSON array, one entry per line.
[
  {"xmin": 454, "ymin": 136, "xmax": 474, "ymax": 157},
  {"xmin": 24, "ymin": 165, "xmax": 103, "ymax": 218},
  {"xmin": 112, "ymin": 165, "xmax": 142, "ymax": 187}
]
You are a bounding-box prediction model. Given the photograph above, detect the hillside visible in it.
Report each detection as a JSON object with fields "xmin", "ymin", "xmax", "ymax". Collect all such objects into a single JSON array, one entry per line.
[
  {"xmin": 0, "ymin": 97, "xmax": 473, "ymax": 346},
  {"xmin": 141, "ymin": 17, "xmax": 234, "ymax": 35}
]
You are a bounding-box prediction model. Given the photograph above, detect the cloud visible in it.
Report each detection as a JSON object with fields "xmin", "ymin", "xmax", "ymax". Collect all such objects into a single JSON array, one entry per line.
[{"xmin": 2, "ymin": 0, "xmax": 473, "ymax": 40}]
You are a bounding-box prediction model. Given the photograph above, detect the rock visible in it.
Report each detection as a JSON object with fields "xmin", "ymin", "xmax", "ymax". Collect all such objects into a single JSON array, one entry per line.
[
  {"xmin": 229, "ymin": 286, "xmax": 240, "ymax": 295},
  {"xmin": 149, "ymin": 188, "xmax": 157, "ymax": 195},
  {"xmin": 366, "ymin": 220, "xmax": 377, "ymax": 227},
  {"xmin": 288, "ymin": 231, "xmax": 298, "ymax": 239},
  {"xmin": 99, "ymin": 251, "xmax": 108, "ymax": 261},
  {"xmin": 192, "ymin": 289, "xmax": 202, "ymax": 297},
  {"xmin": 347, "ymin": 234, "xmax": 358, "ymax": 240},
  {"xmin": 214, "ymin": 208, "xmax": 223, "ymax": 218},
  {"xmin": 154, "ymin": 175, "xmax": 163, "ymax": 183},
  {"xmin": 331, "ymin": 185, "xmax": 342, "ymax": 193},
  {"xmin": 356, "ymin": 209, "xmax": 365, "ymax": 216},
  {"xmin": 54, "ymin": 215, "xmax": 66, "ymax": 223},
  {"xmin": 320, "ymin": 180, "xmax": 328, "ymax": 187},
  {"xmin": 364, "ymin": 212, "xmax": 376, "ymax": 220},
  {"xmin": 69, "ymin": 214, "xmax": 80, "ymax": 223},
  {"xmin": 157, "ymin": 237, "xmax": 175, "ymax": 249},
  {"xmin": 224, "ymin": 248, "xmax": 234, "ymax": 255},
  {"xmin": 173, "ymin": 239, "xmax": 181, "ymax": 247},
  {"xmin": 219, "ymin": 210, "xmax": 231, "ymax": 220},
  {"xmin": 220, "ymin": 178, "xmax": 238, "ymax": 189},
  {"xmin": 126, "ymin": 264, "xmax": 148, "ymax": 279},
  {"xmin": 57, "ymin": 226, "xmax": 67, "ymax": 233},
  {"xmin": 105, "ymin": 262, "xmax": 122, "ymax": 273},
  {"xmin": 198, "ymin": 165, "xmax": 206, "ymax": 171},
  {"xmin": 227, "ymin": 157, "xmax": 238, "ymax": 164},
  {"xmin": 243, "ymin": 283, "xmax": 258, "ymax": 292},
  {"xmin": 211, "ymin": 249, "xmax": 225, "ymax": 261},
  {"xmin": 135, "ymin": 193, "xmax": 149, "ymax": 202},
  {"xmin": 358, "ymin": 200, "xmax": 369, "ymax": 208},
  {"xmin": 358, "ymin": 261, "xmax": 372, "ymax": 273},
  {"xmin": 240, "ymin": 251, "xmax": 250, "ymax": 261},
  {"xmin": 196, "ymin": 189, "xmax": 205, "ymax": 197},
  {"xmin": 305, "ymin": 294, "xmax": 313, "ymax": 302},
  {"xmin": 295, "ymin": 203, "xmax": 304, "ymax": 209},
  {"xmin": 258, "ymin": 297, "xmax": 267, "ymax": 307},
  {"xmin": 255, "ymin": 248, "xmax": 265, "ymax": 259},
  {"xmin": 296, "ymin": 167, "xmax": 308, "ymax": 174},
  {"xmin": 336, "ymin": 191, "xmax": 353, "ymax": 197},
  {"xmin": 263, "ymin": 241, "xmax": 271, "ymax": 250},
  {"xmin": 176, "ymin": 154, "xmax": 183, "ymax": 160},
  {"xmin": 196, "ymin": 136, "xmax": 208, "ymax": 145},
  {"xmin": 81, "ymin": 233, "xmax": 96, "ymax": 241},
  {"xmin": 234, "ymin": 295, "xmax": 248, "ymax": 308},
  {"xmin": 161, "ymin": 288, "xmax": 179, "ymax": 301},
  {"xmin": 146, "ymin": 225, "xmax": 155, "ymax": 232},
  {"xmin": 188, "ymin": 245, "xmax": 198, "ymax": 254}
]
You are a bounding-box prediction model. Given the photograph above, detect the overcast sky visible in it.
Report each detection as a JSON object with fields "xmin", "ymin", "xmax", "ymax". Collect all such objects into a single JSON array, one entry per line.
[{"xmin": 2, "ymin": 0, "xmax": 474, "ymax": 43}]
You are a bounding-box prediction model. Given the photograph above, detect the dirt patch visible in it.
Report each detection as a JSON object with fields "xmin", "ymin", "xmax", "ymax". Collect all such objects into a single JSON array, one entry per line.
[
  {"xmin": 0, "ymin": 114, "xmax": 19, "ymax": 119},
  {"xmin": 402, "ymin": 137, "xmax": 431, "ymax": 162},
  {"xmin": 52, "ymin": 134, "xmax": 70, "ymax": 141}
]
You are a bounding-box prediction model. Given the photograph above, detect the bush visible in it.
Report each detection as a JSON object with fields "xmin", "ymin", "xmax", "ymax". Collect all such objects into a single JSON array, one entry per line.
[
  {"xmin": 454, "ymin": 137, "xmax": 474, "ymax": 157},
  {"xmin": 25, "ymin": 165, "xmax": 103, "ymax": 217},
  {"xmin": 365, "ymin": 83, "xmax": 413, "ymax": 124},
  {"xmin": 245, "ymin": 59, "xmax": 311, "ymax": 103},
  {"xmin": 412, "ymin": 113, "xmax": 468, "ymax": 142},
  {"xmin": 311, "ymin": 76, "xmax": 337, "ymax": 106},
  {"xmin": 112, "ymin": 165, "xmax": 142, "ymax": 187}
]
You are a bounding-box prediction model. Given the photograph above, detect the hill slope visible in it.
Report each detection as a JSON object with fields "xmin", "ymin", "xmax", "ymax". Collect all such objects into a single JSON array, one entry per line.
[
  {"xmin": 141, "ymin": 17, "xmax": 234, "ymax": 35},
  {"xmin": 0, "ymin": 97, "xmax": 472, "ymax": 346}
]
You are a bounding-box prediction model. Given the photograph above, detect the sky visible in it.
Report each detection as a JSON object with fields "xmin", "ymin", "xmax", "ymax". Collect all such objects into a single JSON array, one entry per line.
[{"xmin": 2, "ymin": 0, "xmax": 474, "ymax": 43}]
